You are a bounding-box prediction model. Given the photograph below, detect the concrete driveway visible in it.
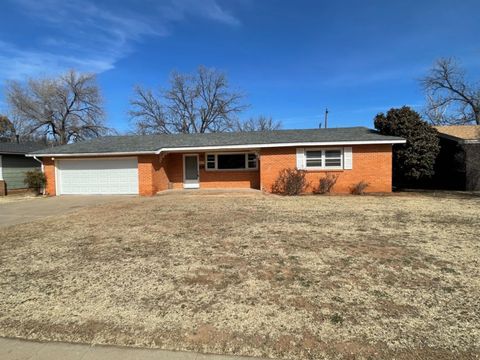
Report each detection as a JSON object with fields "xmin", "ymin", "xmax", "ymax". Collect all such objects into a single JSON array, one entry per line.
[
  {"xmin": 0, "ymin": 195, "xmax": 131, "ymax": 227},
  {"xmin": 0, "ymin": 337, "xmax": 263, "ymax": 360}
]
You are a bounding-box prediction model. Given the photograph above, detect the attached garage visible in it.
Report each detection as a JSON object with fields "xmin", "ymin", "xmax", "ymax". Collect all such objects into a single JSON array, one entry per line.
[
  {"xmin": 29, "ymin": 127, "xmax": 406, "ymax": 196},
  {"xmin": 56, "ymin": 158, "xmax": 139, "ymax": 195}
]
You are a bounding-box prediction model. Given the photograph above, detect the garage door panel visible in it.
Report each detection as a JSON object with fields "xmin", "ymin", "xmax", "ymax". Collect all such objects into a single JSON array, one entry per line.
[{"xmin": 57, "ymin": 158, "xmax": 139, "ymax": 195}]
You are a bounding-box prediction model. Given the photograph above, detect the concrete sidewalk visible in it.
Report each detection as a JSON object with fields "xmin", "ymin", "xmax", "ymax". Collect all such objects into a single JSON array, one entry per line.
[{"xmin": 0, "ymin": 337, "xmax": 264, "ymax": 360}]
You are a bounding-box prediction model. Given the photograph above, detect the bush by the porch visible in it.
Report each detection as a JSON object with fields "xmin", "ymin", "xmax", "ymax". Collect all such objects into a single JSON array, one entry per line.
[
  {"xmin": 314, "ymin": 174, "xmax": 339, "ymax": 194},
  {"xmin": 24, "ymin": 170, "xmax": 46, "ymax": 194},
  {"xmin": 272, "ymin": 168, "xmax": 308, "ymax": 195}
]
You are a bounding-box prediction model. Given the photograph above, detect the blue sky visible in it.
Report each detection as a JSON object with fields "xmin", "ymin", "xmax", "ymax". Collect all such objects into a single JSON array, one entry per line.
[{"xmin": 0, "ymin": 0, "xmax": 479, "ymax": 132}]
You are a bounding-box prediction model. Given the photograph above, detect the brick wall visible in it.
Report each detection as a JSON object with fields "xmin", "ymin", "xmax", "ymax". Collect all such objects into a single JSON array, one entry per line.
[
  {"xmin": 260, "ymin": 145, "xmax": 392, "ymax": 193},
  {"xmin": 165, "ymin": 153, "xmax": 183, "ymax": 189},
  {"xmin": 138, "ymin": 154, "xmax": 177, "ymax": 195},
  {"xmin": 154, "ymin": 154, "xmax": 170, "ymax": 191},
  {"xmin": 43, "ymin": 158, "xmax": 56, "ymax": 196},
  {"xmin": 39, "ymin": 145, "xmax": 392, "ymax": 196},
  {"xmin": 138, "ymin": 155, "xmax": 157, "ymax": 196},
  {"xmin": 165, "ymin": 153, "xmax": 260, "ymax": 190}
]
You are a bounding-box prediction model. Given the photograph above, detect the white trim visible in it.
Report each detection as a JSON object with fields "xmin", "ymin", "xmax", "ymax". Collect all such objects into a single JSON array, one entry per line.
[
  {"xmin": 0, "ymin": 155, "xmax": 3, "ymax": 180},
  {"xmin": 183, "ymin": 154, "xmax": 200, "ymax": 189},
  {"xmin": 343, "ymin": 147, "xmax": 353, "ymax": 170},
  {"xmin": 53, "ymin": 156, "xmax": 137, "ymax": 161},
  {"xmin": 205, "ymin": 151, "xmax": 258, "ymax": 171},
  {"xmin": 32, "ymin": 155, "xmax": 44, "ymax": 173},
  {"xmin": 26, "ymin": 150, "xmax": 156, "ymax": 157},
  {"xmin": 40, "ymin": 158, "xmax": 45, "ymax": 195},
  {"xmin": 54, "ymin": 159, "xmax": 59, "ymax": 195},
  {"xmin": 158, "ymin": 140, "xmax": 406, "ymax": 153},
  {"xmin": 26, "ymin": 139, "xmax": 406, "ymax": 157},
  {"xmin": 296, "ymin": 148, "xmax": 304, "ymax": 170},
  {"xmin": 304, "ymin": 147, "xmax": 344, "ymax": 170}
]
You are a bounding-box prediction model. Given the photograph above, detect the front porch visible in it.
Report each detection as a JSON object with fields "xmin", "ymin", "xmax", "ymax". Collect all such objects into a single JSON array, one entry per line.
[{"xmin": 139, "ymin": 151, "xmax": 261, "ymax": 195}]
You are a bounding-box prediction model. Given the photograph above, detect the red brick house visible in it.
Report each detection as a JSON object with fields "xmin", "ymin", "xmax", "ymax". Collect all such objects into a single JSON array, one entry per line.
[{"xmin": 28, "ymin": 127, "xmax": 405, "ymax": 195}]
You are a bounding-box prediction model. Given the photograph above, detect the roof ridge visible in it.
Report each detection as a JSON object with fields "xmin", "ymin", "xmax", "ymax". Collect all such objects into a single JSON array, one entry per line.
[
  {"xmin": 29, "ymin": 127, "xmax": 405, "ymax": 156},
  {"xmin": 59, "ymin": 127, "xmax": 374, "ymax": 142}
]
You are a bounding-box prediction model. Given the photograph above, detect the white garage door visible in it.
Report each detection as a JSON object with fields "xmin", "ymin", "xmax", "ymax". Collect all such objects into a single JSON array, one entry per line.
[{"xmin": 57, "ymin": 158, "xmax": 139, "ymax": 195}]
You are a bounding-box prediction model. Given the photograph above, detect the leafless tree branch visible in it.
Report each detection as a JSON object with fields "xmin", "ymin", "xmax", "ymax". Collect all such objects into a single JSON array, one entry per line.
[
  {"xmin": 421, "ymin": 58, "xmax": 480, "ymax": 125},
  {"xmin": 129, "ymin": 66, "xmax": 247, "ymax": 134},
  {"xmin": 234, "ymin": 115, "xmax": 282, "ymax": 131},
  {"xmin": 5, "ymin": 69, "xmax": 109, "ymax": 144}
]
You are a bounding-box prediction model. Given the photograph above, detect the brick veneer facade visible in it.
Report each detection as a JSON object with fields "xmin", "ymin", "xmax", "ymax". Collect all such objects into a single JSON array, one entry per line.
[
  {"xmin": 39, "ymin": 144, "xmax": 393, "ymax": 196},
  {"xmin": 260, "ymin": 144, "xmax": 392, "ymax": 193},
  {"xmin": 164, "ymin": 153, "xmax": 260, "ymax": 190},
  {"xmin": 43, "ymin": 157, "xmax": 56, "ymax": 196}
]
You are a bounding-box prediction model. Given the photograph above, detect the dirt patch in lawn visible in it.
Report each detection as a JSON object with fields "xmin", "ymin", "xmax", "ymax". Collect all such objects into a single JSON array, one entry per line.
[{"xmin": 0, "ymin": 192, "xmax": 479, "ymax": 359}]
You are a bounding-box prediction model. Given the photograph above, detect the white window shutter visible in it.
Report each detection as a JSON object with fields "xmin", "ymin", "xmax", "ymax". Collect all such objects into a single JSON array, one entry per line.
[
  {"xmin": 296, "ymin": 148, "xmax": 304, "ymax": 169},
  {"xmin": 343, "ymin": 147, "xmax": 353, "ymax": 169}
]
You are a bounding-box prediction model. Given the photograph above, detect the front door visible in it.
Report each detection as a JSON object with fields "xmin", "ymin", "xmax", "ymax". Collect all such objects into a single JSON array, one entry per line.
[{"xmin": 183, "ymin": 154, "xmax": 199, "ymax": 189}]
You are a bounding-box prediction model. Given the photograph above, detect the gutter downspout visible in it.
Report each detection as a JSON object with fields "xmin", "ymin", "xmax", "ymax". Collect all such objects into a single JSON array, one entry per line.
[{"xmin": 32, "ymin": 155, "xmax": 45, "ymax": 195}]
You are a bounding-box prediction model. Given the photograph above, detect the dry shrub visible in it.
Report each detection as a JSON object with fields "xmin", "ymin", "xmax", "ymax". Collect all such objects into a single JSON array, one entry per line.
[
  {"xmin": 24, "ymin": 169, "xmax": 46, "ymax": 194},
  {"xmin": 272, "ymin": 168, "xmax": 308, "ymax": 195},
  {"xmin": 350, "ymin": 181, "xmax": 369, "ymax": 195},
  {"xmin": 315, "ymin": 174, "xmax": 338, "ymax": 194}
]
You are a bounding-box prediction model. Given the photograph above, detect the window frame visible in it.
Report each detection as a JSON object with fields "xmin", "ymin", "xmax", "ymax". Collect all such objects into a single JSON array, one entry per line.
[
  {"xmin": 206, "ymin": 154, "xmax": 216, "ymax": 170},
  {"xmin": 304, "ymin": 147, "xmax": 343, "ymax": 170},
  {"xmin": 205, "ymin": 152, "xmax": 258, "ymax": 171}
]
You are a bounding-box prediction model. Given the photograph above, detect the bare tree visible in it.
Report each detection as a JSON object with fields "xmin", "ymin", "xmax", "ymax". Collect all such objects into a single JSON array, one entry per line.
[
  {"xmin": 6, "ymin": 70, "xmax": 109, "ymax": 144},
  {"xmin": 130, "ymin": 66, "xmax": 246, "ymax": 134},
  {"xmin": 421, "ymin": 58, "xmax": 480, "ymax": 125},
  {"xmin": 234, "ymin": 115, "xmax": 282, "ymax": 131},
  {"xmin": 0, "ymin": 115, "xmax": 16, "ymax": 141},
  {"xmin": 128, "ymin": 86, "xmax": 170, "ymax": 135}
]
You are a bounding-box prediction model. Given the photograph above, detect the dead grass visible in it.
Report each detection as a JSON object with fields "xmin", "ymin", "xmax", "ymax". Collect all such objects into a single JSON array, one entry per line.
[{"xmin": 0, "ymin": 191, "xmax": 479, "ymax": 359}]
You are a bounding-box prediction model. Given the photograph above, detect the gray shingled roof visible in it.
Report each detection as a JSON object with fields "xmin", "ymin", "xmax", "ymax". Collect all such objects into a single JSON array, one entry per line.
[
  {"xmin": 31, "ymin": 127, "xmax": 405, "ymax": 155},
  {"xmin": 0, "ymin": 141, "xmax": 47, "ymax": 155}
]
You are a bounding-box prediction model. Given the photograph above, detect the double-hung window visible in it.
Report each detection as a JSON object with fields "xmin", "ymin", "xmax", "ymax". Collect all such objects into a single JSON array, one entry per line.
[
  {"xmin": 305, "ymin": 148, "xmax": 343, "ymax": 169},
  {"xmin": 205, "ymin": 152, "xmax": 258, "ymax": 170},
  {"xmin": 206, "ymin": 154, "xmax": 216, "ymax": 169}
]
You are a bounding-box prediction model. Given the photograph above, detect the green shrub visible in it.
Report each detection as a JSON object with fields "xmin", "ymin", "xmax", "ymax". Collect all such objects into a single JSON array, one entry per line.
[
  {"xmin": 350, "ymin": 181, "xmax": 369, "ymax": 195},
  {"xmin": 374, "ymin": 106, "xmax": 440, "ymax": 187},
  {"xmin": 272, "ymin": 168, "xmax": 308, "ymax": 195},
  {"xmin": 315, "ymin": 173, "xmax": 338, "ymax": 194},
  {"xmin": 24, "ymin": 169, "xmax": 46, "ymax": 194}
]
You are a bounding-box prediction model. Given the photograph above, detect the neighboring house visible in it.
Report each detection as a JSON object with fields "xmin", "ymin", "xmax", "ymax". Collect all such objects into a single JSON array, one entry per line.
[
  {"xmin": 433, "ymin": 125, "xmax": 480, "ymax": 191},
  {"xmin": 28, "ymin": 127, "xmax": 405, "ymax": 196},
  {"xmin": 0, "ymin": 141, "xmax": 45, "ymax": 195}
]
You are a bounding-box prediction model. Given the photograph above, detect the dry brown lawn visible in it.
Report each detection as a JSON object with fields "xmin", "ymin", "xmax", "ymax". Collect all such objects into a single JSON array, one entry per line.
[{"xmin": 0, "ymin": 191, "xmax": 479, "ymax": 359}]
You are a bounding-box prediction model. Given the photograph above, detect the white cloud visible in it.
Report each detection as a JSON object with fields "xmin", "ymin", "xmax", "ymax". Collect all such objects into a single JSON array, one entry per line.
[
  {"xmin": 0, "ymin": 40, "xmax": 115, "ymax": 80},
  {"xmin": 2, "ymin": 0, "xmax": 240, "ymax": 79},
  {"xmin": 172, "ymin": 0, "xmax": 241, "ymax": 26}
]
